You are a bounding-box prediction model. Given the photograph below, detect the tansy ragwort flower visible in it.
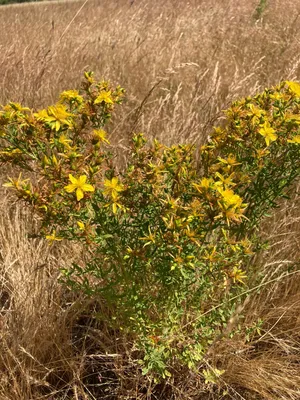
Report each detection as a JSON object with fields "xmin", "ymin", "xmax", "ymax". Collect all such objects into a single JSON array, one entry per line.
[
  {"xmin": 64, "ymin": 174, "xmax": 95, "ymax": 201},
  {"xmin": 259, "ymin": 121, "xmax": 278, "ymax": 146}
]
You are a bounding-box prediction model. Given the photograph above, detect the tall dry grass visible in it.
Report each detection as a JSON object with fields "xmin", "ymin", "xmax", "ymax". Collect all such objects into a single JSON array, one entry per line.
[{"xmin": 0, "ymin": 0, "xmax": 299, "ymax": 398}]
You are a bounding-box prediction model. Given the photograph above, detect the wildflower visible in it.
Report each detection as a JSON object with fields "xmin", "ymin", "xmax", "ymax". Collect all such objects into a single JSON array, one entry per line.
[
  {"xmin": 58, "ymin": 134, "xmax": 72, "ymax": 148},
  {"xmin": 218, "ymin": 189, "xmax": 243, "ymax": 208},
  {"xmin": 203, "ymin": 246, "xmax": 218, "ymax": 264},
  {"xmin": 84, "ymin": 71, "xmax": 94, "ymax": 84},
  {"xmin": 216, "ymin": 189, "xmax": 247, "ymax": 225},
  {"xmin": 64, "ymin": 174, "xmax": 95, "ymax": 201},
  {"xmin": 77, "ymin": 221, "xmax": 85, "ymax": 231},
  {"xmin": 139, "ymin": 227, "xmax": 156, "ymax": 246},
  {"xmin": 239, "ymin": 238, "xmax": 254, "ymax": 255},
  {"xmin": 35, "ymin": 104, "xmax": 73, "ymax": 131},
  {"xmin": 94, "ymin": 91, "xmax": 114, "ymax": 105},
  {"xmin": 93, "ymin": 129, "xmax": 110, "ymax": 144},
  {"xmin": 256, "ymin": 148, "xmax": 270, "ymax": 159},
  {"xmin": 45, "ymin": 230, "xmax": 63, "ymax": 245},
  {"xmin": 161, "ymin": 195, "xmax": 180, "ymax": 210},
  {"xmin": 285, "ymin": 113, "xmax": 300, "ymax": 124},
  {"xmin": 3, "ymin": 173, "xmax": 29, "ymax": 190},
  {"xmin": 111, "ymin": 200, "xmax": 124, "ymax": 214},
  {"xmin": 184, "ymin": 226, "xmax": 201, "ymax": 246},
  {"xmin": 259, "ymin": 121, "xmax": 277, "ymax": 146},
  {"xmin": 222, "ymin": 207, "xmax": 247, "ymax": 225},
  {"xmin": 103, "ymin": 177, "xmax": 124, "ymax": 200},
  {"xmin": 286, "ymin": 81, "xmax": 300, "ymax": 97},
  {"xmin": 214, "ymin": 172, "xmax": 236, "ymax": 188},
  {"xmin": 193, "ymin": 177, "xmax": 214, "ymax": 193},
  {"xmin": 4, "ymin": 102, "xmax": 30, "ymax": 115},
  {"xmin": 218, "ymin": 154, "xmax": 241, "ymax": 167},
  {"xmin": 270, "ymin": 92, "xmax": 283, "ymax": 101},
  {"xmin": 247, "ymin": 104, "xmax": 265, "ymax": 124},
  {"xmin": 287, "ymin": 135, "xmax": 300, "ymax": 144},
  {"xmin": 0, "ymin": 148, "xmax": 23, "ymax": 159},
  {"xmin": 60, "ymin": 90, "xmax": 83, "ymax": 104},
  {"xmin": 230, "ymin": 266, "xmax": 247, "ymax": 284}
]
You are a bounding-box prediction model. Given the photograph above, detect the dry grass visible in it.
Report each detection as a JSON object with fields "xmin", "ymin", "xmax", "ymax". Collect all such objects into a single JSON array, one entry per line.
[{"xmin": 0, "ymin": 0, "xmax": 299, "ymax": 398}]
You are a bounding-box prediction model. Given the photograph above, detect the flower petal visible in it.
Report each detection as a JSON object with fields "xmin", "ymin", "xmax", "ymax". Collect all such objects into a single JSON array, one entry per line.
[
  {"xmin": 82, "ymin": 183, "xmax": 95, "ymax": 192},
  {"xmin": 76, "ymin": 188, "xmax": 84, "ymax": 201},
  {"xmin": 78, "ymin": 175, "xmax": 87, "ymax": 185},
  {"xmin": 69, "ymin": 174, "xmax": 77, "ymax": 184},
  {"xmin": 111, "ymin": 177, "xmax": 118, "ymax": 187},
  {"xmin": 64, "ymin": 183, "xmax": 77, "ymax": 193}
]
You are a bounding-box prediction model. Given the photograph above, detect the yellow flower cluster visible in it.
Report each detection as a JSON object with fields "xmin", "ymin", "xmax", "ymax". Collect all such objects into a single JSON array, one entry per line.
[{"xmin": 1, "ymin": 74, "xmax": 299, "ymax": 375}]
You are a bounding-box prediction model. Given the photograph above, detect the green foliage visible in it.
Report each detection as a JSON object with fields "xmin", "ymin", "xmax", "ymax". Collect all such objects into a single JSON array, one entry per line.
[
  {"xmin": 0, "ymin": 73, "xmax": 299, "ymax": 378},
  {"xmin": 254, "ymin": 0, "xmax": 268, "ymax": 20}
]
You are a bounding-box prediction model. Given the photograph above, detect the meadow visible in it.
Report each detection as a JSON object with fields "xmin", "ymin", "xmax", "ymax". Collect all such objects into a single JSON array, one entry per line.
[{"xmin": 0, "ymin": 0, "xmax": 299, "ymax": 399}]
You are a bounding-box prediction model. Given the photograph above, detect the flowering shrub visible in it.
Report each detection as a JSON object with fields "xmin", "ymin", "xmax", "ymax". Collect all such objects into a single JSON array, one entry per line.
[{"xmin": 0, "ymin": 73, "xmax": 299, "ymax": 377}]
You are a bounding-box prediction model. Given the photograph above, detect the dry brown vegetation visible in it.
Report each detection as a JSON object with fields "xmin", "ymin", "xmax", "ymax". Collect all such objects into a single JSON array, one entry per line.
[{"xmin": 0, "ymin": 0, "xmax": 299, "ymax": 399}]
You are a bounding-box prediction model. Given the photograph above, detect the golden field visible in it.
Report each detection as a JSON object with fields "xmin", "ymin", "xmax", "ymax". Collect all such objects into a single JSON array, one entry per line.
[{"xmin": 0, "ymin": 0, "xmax": 299, "ymax": 399}]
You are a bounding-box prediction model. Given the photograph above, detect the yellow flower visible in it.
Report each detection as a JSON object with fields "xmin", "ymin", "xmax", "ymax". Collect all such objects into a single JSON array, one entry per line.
[
  {"xmin": 111, "ymin": 200, "xmax": 124, "ymax": 214},
  {"xmin": 60, "ymin": 90, "xmax": 83, "ymax": 104},
  {"xmin": 161, "ymin": 195, "xmax": 180, "ymax": 209},
  {"xmin": 93, "ymin": 129, "xmax": 110, "ymax": 144},
  {"xmin": 77, "ymin": 221, "xmax": 85, "ymax": 231},
  {"xmin": 184, "ymin": 227, "xmax": 201, "ymax": 246},
  {"xmin": 286, "ymin": 81, "xmax": 300, "ymax": 97},
  {"xmin": 3, "ymin": 173, "xmax": 29, "ymax": 190},
  {"xmin": 103, "ymin": 177, "xmax": 124, "ymax": 200},
  {"xmin": 203, "ymin": 246, "xmax": 218, "ymax": 264},
  {"xmin": 285, "ymin": 113, "xmax": 300, "ymax": 124},
  {"xmin": 139, "ymin": 227, "xmax": 156, "ymax": 247},
  {"xmin": 214, "ymin": 172, "xmax": 236, "ymax": 188},
  {"xmin": 247, "ymin": 104, "xmax": 265, "ymax": 124},
  {"xmin": 58, "ymin": 134, "xmax": 72, "ymax": 148},
  {"xmin": 230, "ymin": 266, "xmax": 247, "ymax": 284},
  {"xmin": 35, "ymin": 104, "xmax": 73, "ymax": 131},
  {"xmin": 259, "ymin": 121, "xmax": 277, "ymax": 146},
  {"xmin": 94, "ymin": 91, "xmax": 114, "ymax": 105},
  {"xmin": 64, "ymin": 174, "xmax": 95, "ymax": 201},
  {"xmin": 0, "ymin": 148, "xmax": 23, "ymax": 158},
  {"xmin": 199, "ymin": 177, "xmax": 212, "ymax": 189},
  {"xmin": 4, "ymin": 102, "xmax": 30, "ymax": 113},
  {"xmin": 218, "ymin": 154, "xmax": 241, "ymax": 167},
  {"xmin": 287, "ymin": 135, "xmax": 300, "ymax": 144},
  {"xmin": 193, "ymin": 177, "xmax": 214, "ymax": 193},
  {"xmin": 256, "ymin": 148, "xmax": 270, "ymax": 159},
  {"xmin": 270, "ymin": 92, "xmax": 283, "ymax": 101},
  {"xmin": 45, "ymin": 230, "xmax": 63, "ymax": 245},
  {"xmin": 222, "ymin": 207, "xmax": 247, "ymax": 225},
  {"xmin": 218, "ymin": 188, "xmax": 243, "ymax": 208},
  {"xmin": 216, "ymin": 188, "xmax": 247, "ymax": 225}
]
